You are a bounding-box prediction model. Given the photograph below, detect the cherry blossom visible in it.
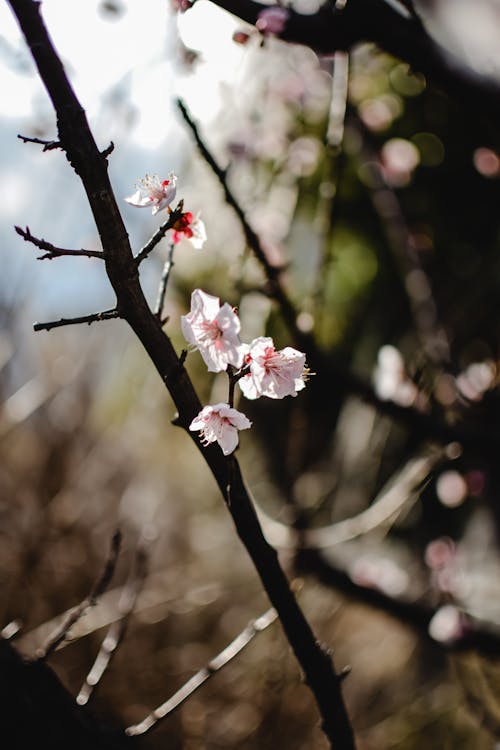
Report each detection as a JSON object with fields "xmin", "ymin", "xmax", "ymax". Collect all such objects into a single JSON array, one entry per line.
[
  {"xmin": 181, "ymin": 289, "xmax": 244, "ymax": 372},
  {"xmin": 171, "ymin": 212, "xmax": 207, "ymax": 249},
  {"xmin": 256, "ymin": 6, "xmax": 290, "ymax": 35},
  {"xmin": 238, "ymin": 337, "xmax": 306, "ymax": 400},
  {"xmin": 125, "ymin": 173, "xmax": 177, "ymax": 215},
  {"xmin": 189, "ymin": 403, "xmax": 252, "ymax": 455}
]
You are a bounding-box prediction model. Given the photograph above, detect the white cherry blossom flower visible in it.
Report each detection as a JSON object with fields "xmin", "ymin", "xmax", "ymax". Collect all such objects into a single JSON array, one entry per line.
[
  {"xmin": 181, "ymin": 289, "xmax": 245, "ymax": 372},
  {"xmin": 189, "ymin": 403, "xmax": 252, "ymax": 455},
  {"xmin": 125, "ymin": 173, "xmax": 177, "ymax": 215},
  {"xmin": 239, "ymin": 337, "xmax": 306, "ymax": 400}
]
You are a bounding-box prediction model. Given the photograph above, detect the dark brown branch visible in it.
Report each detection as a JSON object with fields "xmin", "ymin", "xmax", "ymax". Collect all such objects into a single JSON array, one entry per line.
[
  {"xmin": 77, "ymin": 543, "xmax": 148, "ymax": 706},
  {"xmin": 15, "ymin": 225, "xmax": 104, "ymax": 260},
  {"xmin": 37, "ymin": 530, "xmax": 122, "ymax": 661},
  {"xmin": 101, "ymin": 141, "xmax": 114, "ymax": 159},
  {"xmin": 17, "ymin": 133, "xmax": 61, "ymax": 150},
  {"xmin": 0, "ymin": 639, "xmax": 132, "ymax": 750},
  {"xmin": 297, "ymin": 549, "xmax": 500, "ymax": 658},
  {"xmin": 134, "ymin": 200, "xmax": 184, "ymax": 265},
  {"xmin": 9, "ymin": 3, "xmax": 356, "ymax": 745},
  {"xmin": 34, "ymin": 308, "xmax": 119, "ymax": 332},
  {"xmin": 126, "ymin": 608, "xmax": 278, "ymax": 736}
]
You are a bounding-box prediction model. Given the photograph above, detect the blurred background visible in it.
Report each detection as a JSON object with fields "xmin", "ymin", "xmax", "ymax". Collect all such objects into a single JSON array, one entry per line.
[{"xmin": 2, "ymin": 1, "xmax": 500, "ymax": 747}]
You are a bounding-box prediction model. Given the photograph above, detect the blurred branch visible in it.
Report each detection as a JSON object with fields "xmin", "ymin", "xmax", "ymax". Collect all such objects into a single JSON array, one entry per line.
[
  {"xmin": 1, "ymin": 620, "xmax": 22, "ymax": 641},
  {"xmin": 177, "ymin": 99, "xmax": 302, "ymax": 336},
  {"xmin": 354, "ymin": 123, "xmax": 450, "ymax": 367},
  {"xmin": 134, "ymin": 200, "xmax": 184, "ymax": 265},
  {"xmin": 15, "ymin": 225, "xmax": 105, "ymax": 260},
  {"xmin": 297, "ymin": 549, "xmax": 500, "ymax": 658},
  {"xmin": 207, "ymin": 0, "xmax": 500, "ymax": 127},
  {"xmin": 17, "ymin": 133, "xmax": 61, "ymax": 150},
  {"xmin": 126, "ymin": 607, "xmax": 278, "ymax": 737},
  {"xmin": 154, "ymin": 242, "xmax": 176, "ymax": 320},
  {"xmin": 77, "ymin": 543, "xmax": 148, "ymax": 706},
  {"xmin": 101, "ymin": 141, "xmax": 114, "ymax": 159},
  {"xmin": 8, "ymin": 3, "xmax": 356, "ymax": 746},
  {"xmin": 33, "ymin": 308, "xmax": 119, "ymax": 332},
  {"xmin": 257, "ymin": 448, "xmax": 442, "ymax": 549},
  {"xmin": 37, "ymin": 530, "xmax": 122, "ymax": 661}
]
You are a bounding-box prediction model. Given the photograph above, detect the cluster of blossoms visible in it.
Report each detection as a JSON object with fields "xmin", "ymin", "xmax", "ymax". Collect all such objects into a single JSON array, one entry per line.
[
  {"xmin": 125, "ymin": 175, "xmax": 308, "ymax": 456},
  {"xmin": 182, "ymin": 289, "xmax": 307, "ymax": 455},
  {"xmin": 125, "ymin": 172, "xmax": 206, "ymax": 249}
]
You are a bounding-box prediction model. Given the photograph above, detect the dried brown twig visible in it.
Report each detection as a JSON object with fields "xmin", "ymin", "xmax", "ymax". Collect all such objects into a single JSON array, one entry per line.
[
  {"xmin": 126, "ymin": 608, "xmax": 278, "ymax": 736},
  {"xmin": 37, "ymin": 530, "xmax": 122, "ymax": 661}
]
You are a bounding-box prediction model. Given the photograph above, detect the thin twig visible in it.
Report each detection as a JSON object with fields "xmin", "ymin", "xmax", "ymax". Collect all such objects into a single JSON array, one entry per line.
[
  {"xmin": 15, "ymin": 225, "xmax": 104, "ymax": 260},
  {"xmin": 355, "ymin": 123, "xmax": 451, "ymax": 367},
  {"xmin": 34, "ymin": 308, "xmax": 119, "ymax": 332},
  {"xmin": 101, "ymin": 141, "xmax": 114, "ymax": 159},
  {"xmin": 77, "ymin": 542, "xmax": 148, "ymax": 706},
  {"xmin": 17, "ymin": 133, "xmax": 61, "ymax": 150},
  {"xmin": 154, "ymin": 242, "xmax": 176, "ymax": 320},
  {"xmin": 126, "ymin": 607, "xmax": 278, "ymax": 736},
  {"xmin": 177, "ymin": 98, "xmax": 309, "ymax": 349},
  {"xmin": 134, "ymin": 200, "xmax": 184, "ymax": 265},
  {"xmin": 37, "ymin": 530, "xmax": 122, "ymax": 660}
]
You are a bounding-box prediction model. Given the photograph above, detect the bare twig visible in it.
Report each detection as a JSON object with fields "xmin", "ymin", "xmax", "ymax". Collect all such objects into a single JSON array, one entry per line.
[
  {"xmin": 126, "ymin": 607, "xmax": 278, "ymax": 736},
  {"xmin": 355, "ymin": 126, "xmax": 450, "ymax": 367},
  {"xmin": 77, "ymin": 542, "xmax": 148, "ymax": 706},
  {"xmin": 134, "ymin": 200, "xmax": 184, "ymax": 265},
  {"xmin": 154, "ymin": 242, "xmax": 176, "ymax": 320},
  {"xmin": 101, "ymin": 141, "xmax": 114, "ymax": 159},
  {"xmin": 34, "ymin": 308, "xmax": 119, "ymax": 332},
  {"xmin": 327, "ymin": 51, "xmax": 349, "ymax": 148},
  {"xmin": 37, "ymin": 530, "xmax": 122, "ymax": 660},
  {"xmin": 177, "ymin": 100, "xmax": 300, "ymax": 328},
  {"xmin": 17, "ymin": 133, "xmax": 61, "ymax": 150},
  {"xmin": 15, "ymin": 225, "xmax": 104, "ymax": 260},
  {"xmin": 256, "ymin": 448, "xmax": 442, "ymax": 549}
]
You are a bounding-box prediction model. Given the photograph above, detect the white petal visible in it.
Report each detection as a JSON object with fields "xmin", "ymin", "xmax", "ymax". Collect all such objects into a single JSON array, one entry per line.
[{"xmin": 124, "ymin": 190, "xmax": 151, "ymax": 208}]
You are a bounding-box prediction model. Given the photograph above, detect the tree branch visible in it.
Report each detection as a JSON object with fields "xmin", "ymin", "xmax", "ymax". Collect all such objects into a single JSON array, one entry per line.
[
  {"xmin": 134, "ymin": 200, "xmax": 184, "ymax": 265},
  {"xmin": 8, "ymin": 2, "xmax": 356, "ymax": 745},
  {"xmin": 297, "ymin": 548, "xmax": 500, "ymax": 658},
  {"xmin": 77, "ymin": 543, "xmax": 148, "ymax": 706},
  {"xmin": 17, "ymin": 133, "xmax": 61, "ymax": 150},
  {"xmin": 126, "ymin": 607, "xmax": 278, "ymax": 737},
  {"xmin": 33, "ymin": 308, "xmax": 120, "ymax": 332},
  {"xmin": 15, "ymin": 225, "xmax": 105, "ymax": 260}
]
